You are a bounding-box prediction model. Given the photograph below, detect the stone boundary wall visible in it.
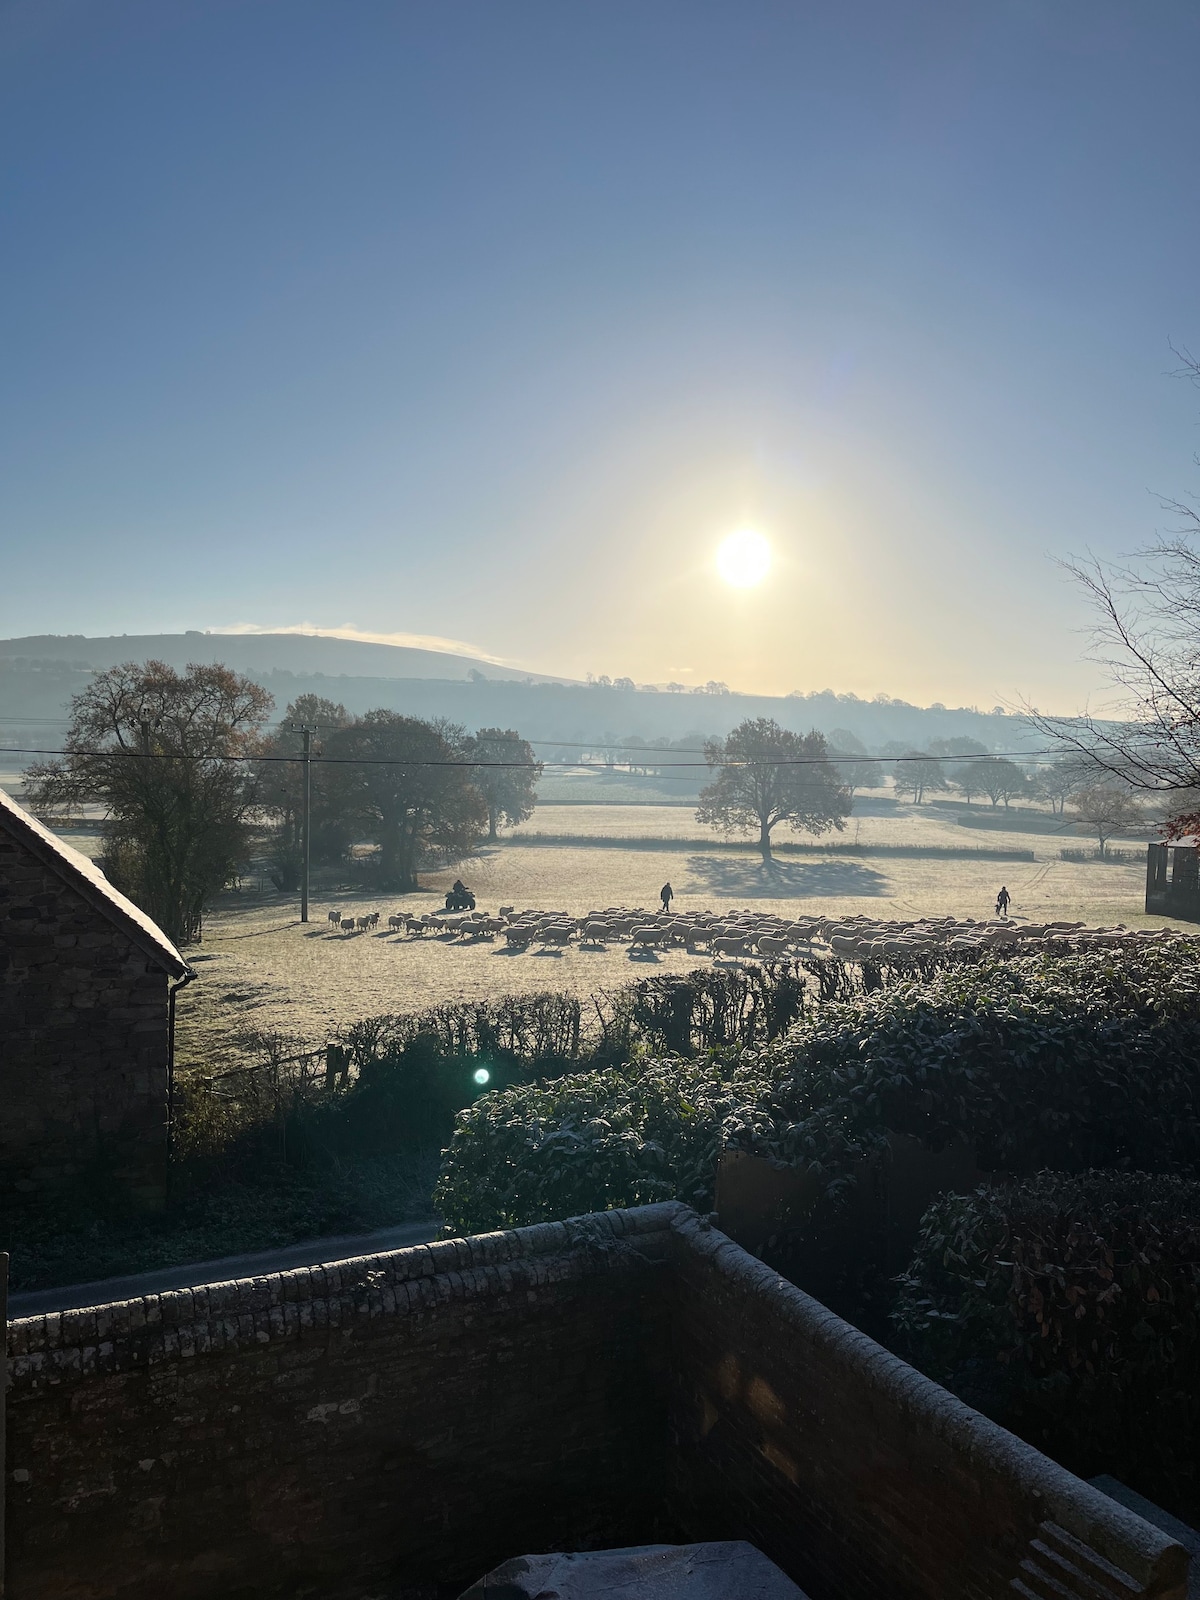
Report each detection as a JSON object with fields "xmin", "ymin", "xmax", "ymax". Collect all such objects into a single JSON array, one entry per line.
[
  {"xmin": 665, "ymin": 1209, "xmax": 1187, "ymax": 1600},
  {"xmin": 5, "ymin": 1205, "xmax": 677, "ymax": 1600},
  {"xmin": 3, "ymin": 1202, "xmax": 1188, "ymax": 1600}
]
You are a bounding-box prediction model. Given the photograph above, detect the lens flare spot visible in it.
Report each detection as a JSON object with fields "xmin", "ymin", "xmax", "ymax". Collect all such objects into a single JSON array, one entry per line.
[{"xmin": 473, "ymin": 1068, "xmax": 491, "ymax": 1086}]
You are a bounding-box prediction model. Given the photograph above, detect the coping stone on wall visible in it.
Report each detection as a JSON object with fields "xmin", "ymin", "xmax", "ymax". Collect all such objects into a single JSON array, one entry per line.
[
  {"xmin": 666, "ymin": 1206, "xmax": 1186, "ymax": 1597},
  {"xmin": 6, "ymin": 1201, "xmax": 682, "ymax": 1385}
]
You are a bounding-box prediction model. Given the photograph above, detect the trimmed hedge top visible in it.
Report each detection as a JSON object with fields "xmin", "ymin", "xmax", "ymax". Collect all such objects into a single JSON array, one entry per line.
[
  {"xmin": 727, "ymin": 947, "xmax": 1200, "ymax": 1178},
  {"xmin": 435, "ymin": 948, "xmax": 1200, "ymax": 1236}
]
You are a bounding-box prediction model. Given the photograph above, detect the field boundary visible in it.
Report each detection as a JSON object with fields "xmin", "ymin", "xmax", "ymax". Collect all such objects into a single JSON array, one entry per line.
[{"xmin": 504, "ymin": 833, "xmax": 1038, "ymax": 862}]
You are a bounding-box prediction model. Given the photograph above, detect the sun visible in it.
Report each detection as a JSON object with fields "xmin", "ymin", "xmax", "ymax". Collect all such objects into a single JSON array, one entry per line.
[{"xmin": 715, "ymin": 528, "xmax": 771, "ymax": 588}]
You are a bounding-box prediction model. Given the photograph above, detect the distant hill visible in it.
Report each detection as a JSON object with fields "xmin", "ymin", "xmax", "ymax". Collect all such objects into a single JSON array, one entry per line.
[
  {"xmin": 0, "ymin": 632, "xmax": 572, "ymax": 684},
  {"xmin": 0, "ymin": 632, "xmax": 1045, "ymax": 763}
]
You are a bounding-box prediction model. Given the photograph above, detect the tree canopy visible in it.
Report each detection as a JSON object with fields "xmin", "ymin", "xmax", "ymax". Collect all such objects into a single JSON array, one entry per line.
[
  {"xmin": 465, "ymin": 727, "xmax": 543, "ymax": 841},
  {"xmin": 696, "ymin": 718, "xmax": 850, "ymax": 860},
  {"xmin": 23, "ymin": 659, "xmax": 272, "ymax": 944},
  {"xmin": 257, "ymin": 696, "xmax": 356, "ymax": 885},
  {"xmin": 892, "ymin": 752, "xmax": 950, "ymax": 805},
  {"xmin": 1069, "ymin": 784, "xmax": 1144, "ymax": 856},
  {"xmin": 322, "ymin": 712, "xmax": 486, "ymax": 890},
  {"xmin": 972, "ymin": 756, "xmax": 1029, "ymax": 809}
]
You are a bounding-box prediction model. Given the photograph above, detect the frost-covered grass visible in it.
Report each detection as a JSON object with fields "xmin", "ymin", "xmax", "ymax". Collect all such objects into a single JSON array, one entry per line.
[{"xmin": 172, "ymin": 799, "xmax": 1174, "ymax": 1074}]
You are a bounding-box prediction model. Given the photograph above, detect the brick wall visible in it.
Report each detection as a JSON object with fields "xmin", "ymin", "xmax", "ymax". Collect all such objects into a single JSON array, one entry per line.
[
  {"xmin": 5, "ymin": 1207, "xmax": 676, "ymax": 1600},
  {"xmin": 4, "ymin": 1204, "xmax": 1187, "ymax": 1600},
  {"xmin": 0, "ymin": 834, "xmax": 169, "ymax": 1205},
  {"xmin": 664, "ymin": 1211, "xmax": 1186, "ymax": 1600}
]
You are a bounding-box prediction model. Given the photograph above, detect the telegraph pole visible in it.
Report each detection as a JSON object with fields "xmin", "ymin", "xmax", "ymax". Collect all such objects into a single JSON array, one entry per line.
[{"xmin": 300, "ymin": 726, "xmax": 312, "ymax": 923}]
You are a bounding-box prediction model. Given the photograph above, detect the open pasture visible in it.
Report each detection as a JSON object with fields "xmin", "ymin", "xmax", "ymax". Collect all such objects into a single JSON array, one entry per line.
[{"xmin": 178, "ymin": 801, "xmax": 1175, "ymax": 1071}]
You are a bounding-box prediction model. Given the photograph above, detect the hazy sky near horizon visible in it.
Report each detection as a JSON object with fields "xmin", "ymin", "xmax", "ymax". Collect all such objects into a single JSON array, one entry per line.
[{"xmin": 3, "ymin": 2, "xmax": 1199, "ymax": 712}]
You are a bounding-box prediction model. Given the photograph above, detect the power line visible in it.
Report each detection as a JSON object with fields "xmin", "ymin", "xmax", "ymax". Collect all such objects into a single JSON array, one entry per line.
[{"xmin": 2, "ymin": 744, "xmax": 1077, "ymax": 770}]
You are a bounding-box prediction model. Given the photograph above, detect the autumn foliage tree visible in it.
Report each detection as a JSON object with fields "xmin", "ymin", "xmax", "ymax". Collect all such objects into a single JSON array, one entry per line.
[
  {"xmin": 697, "ymin": 719, "xmax": 850, "ymax": 861},
  {"xmin": 23, "ymin": 660, "xmax": 272, "ymax": 944}
]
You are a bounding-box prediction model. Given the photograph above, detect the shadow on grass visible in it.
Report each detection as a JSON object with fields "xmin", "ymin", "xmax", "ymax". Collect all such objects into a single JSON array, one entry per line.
[{"xmin": 682, "ymin": 853, "xmax": 890, "ymax": 899}]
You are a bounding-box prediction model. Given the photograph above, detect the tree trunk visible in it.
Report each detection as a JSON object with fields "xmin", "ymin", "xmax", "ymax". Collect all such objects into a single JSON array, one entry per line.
[
  {"xmin": 759, "ymin": 820, "xmax": 772, "ymax": 861},
  {"xmin": 488, "ymin": 806, "xmax": 498, "ymax": 842}
]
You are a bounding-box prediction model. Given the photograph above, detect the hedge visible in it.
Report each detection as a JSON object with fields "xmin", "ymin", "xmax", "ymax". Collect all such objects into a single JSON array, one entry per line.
[
  {"xmin": 436, "ymin": 947, "xmax": 1200, "ymax": 1235},
  {"xmin": 725, "ymin": 946, "xmax": 1200, "ymax": 1179},
  {"xmin": 432, "ymin": 1056, "xmax": 771, "ymax": 1236},
  {"xmin": 892, "ymin": 1171, "xmax": 1200, "ymax": 1498}
]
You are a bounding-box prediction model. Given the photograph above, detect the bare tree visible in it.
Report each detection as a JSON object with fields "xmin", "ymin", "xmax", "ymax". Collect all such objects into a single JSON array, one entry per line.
[
  {"xmin": 892, "ymin": 752, "xmax": 951, "ymax": 805},
  {"xmin": 828, "ymin": 728, "xmax": 877, "ymax": 796},
  {"xmin": 972, "ymin": 756, "xmax": 1030, "ymax": 810},
  {"xmin": 24, "ymin": 660, "xmax": 272, "ymax": 944},
  {"xmin": 1069, "ymin": 785, "xmax": 1145, "ymax": 857},
  {"xmin": 1033, "ymin": 753, "xmax": 1097, "ymax": 816},
  {"xmin": 1025, "ymin": 350, "xmax": 1200, "ymax": 835},
  {"xmin": 697, "ymin": 719, "xmax": 850, "ymax": 861}
]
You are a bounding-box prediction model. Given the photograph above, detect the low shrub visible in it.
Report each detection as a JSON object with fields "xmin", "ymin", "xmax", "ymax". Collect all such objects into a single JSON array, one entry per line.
[
  {"xmin": 892, "ymin": 1171, "xmax": 1200, "ymax": 1507},
  {"xmin": 433, "ymin": 1055, "xmax": 772, "ymax": 1236}
]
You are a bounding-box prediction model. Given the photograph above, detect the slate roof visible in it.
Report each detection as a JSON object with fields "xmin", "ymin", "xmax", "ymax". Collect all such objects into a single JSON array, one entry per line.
[{"xmin": 0, "ymin": 785, "xmax": 189, "ymax": 978}]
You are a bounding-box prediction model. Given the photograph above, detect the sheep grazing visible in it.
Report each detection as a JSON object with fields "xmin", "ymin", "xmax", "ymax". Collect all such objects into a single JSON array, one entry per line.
[
  {"xmin": 712, "ymin": 935, "xmax": 747, "ymax": 958},
  {"xmin": 387, "ymin": 913, "xmax": 405, "ymax": 932},
  {"xmin": 580, "ymin": 921, "xmax": 610, "ymax": 947},
  {"xmin": 327, "ymin": 910, "xmax": 342, "ymax": 928}
]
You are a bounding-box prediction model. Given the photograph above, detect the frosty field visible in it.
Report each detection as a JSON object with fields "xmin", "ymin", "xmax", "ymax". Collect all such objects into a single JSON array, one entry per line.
[{"xmin": 175, "ymin": 797, "xmax": 1175, "ymax": 1072}]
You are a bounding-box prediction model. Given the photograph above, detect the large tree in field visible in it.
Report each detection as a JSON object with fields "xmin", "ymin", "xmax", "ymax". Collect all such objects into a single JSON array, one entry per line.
[
  {"xmin": 325, "ymin": 712, "xmax": 486, "ymax": 890},
  {"xmin": 1069, "ymin": 785, "xmax": 1145, "ymax": 857},
  {"xmin": 23, "ymin": 660, "xmax": 272, "ymax": 944},
  {"xmin": 827, "ymin": 728, "xmax": 877, "ymax": 796},
  {"xmin": 257, "ymin": 696, "xmax": 356, "ymax": 882},
  {"xmin": 465, "ymin": 727, "xmax": 543, "ymax": 841},
  {"xmin": 973, "ymin": 756, "xmax": 1030, "ymax": 809},
  {"xmin": 697, "ymin": 719, "xmax": 850, "ymax": 861},
  {"xmin": 892, "ymin": 752, "xmax": 951, "ymax": 805}
]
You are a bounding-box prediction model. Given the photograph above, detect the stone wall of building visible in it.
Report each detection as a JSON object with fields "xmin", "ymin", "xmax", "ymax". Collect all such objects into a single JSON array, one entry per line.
[
  {"xmin": 0, "ymin": 835, "xmax": 170, "ymax": 1205},
  {"xmin": 4, "ymin": 1204, "xmax": 1187, "ymax": 1600}
]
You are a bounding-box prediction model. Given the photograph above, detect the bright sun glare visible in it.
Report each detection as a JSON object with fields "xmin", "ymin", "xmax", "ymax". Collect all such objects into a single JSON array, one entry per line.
[{"xmin": 715, "ymin": 528, "xmax": 771, "ymax": 588}]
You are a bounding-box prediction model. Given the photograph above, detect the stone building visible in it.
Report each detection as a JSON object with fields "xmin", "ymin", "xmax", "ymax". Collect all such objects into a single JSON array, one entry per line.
[{"xmin": 0, "ymin": 786, "xmax": 189, "ymax": 1206}]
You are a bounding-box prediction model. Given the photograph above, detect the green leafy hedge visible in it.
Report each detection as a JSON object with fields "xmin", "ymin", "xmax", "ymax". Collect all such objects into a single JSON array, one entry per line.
[
  {"xmin": 892, "ymin": 1171, "xmax": 1200, "ymax": 1500},
  {"xmin": 432, "ymin": 1057, "xmax": 771, "ymax": 1236},
  {"xmin": 436, "ymin": 948, "xmax": 1200, "ymax": 1235},
  {"xmin": 726, "ymin": 947, "xmax": 1200, "ymax": 1178}
]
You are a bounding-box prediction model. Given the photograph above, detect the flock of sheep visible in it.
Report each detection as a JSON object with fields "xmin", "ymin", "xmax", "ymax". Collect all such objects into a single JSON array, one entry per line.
[{"xmin": 324, "ymin": 904, "xmax": 1188, "ymax": 961}]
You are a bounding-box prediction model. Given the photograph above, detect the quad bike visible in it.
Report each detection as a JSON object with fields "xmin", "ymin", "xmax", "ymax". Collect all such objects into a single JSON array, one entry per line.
[{"xmin": 445, "ymin": 887, "xmax": 476, "ymax": 912}]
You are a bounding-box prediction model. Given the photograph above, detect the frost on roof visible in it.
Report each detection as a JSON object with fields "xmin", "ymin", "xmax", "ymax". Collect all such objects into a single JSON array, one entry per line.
[{"xmin": 0, "ymin": 785, "xmax": 189, "ymax": 977}]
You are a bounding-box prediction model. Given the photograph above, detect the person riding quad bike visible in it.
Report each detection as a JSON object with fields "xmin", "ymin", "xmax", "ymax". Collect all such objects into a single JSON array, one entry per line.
[{"xmin": 445, "ymin": 879, "xmax": 476, "ymax": 912}]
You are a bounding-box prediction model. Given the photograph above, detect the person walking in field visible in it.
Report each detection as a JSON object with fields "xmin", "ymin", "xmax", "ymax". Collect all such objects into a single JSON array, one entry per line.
[
  {"xmin": 996, "ymin": 885, "xmax": 1011, "ymax": 917},
  {"xmin": 660, "ymin": 881, "xmax": 674, "ymax": 913}
]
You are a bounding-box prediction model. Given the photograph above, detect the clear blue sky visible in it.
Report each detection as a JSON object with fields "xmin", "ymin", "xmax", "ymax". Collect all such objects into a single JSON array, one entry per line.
[{"xmin": 2, "ymin": 1, "xmax": 1198, "ymax": 711}]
